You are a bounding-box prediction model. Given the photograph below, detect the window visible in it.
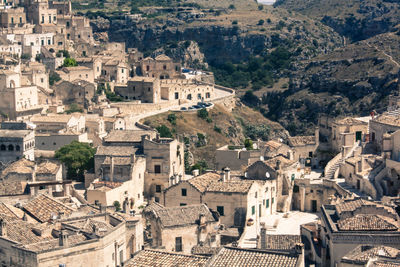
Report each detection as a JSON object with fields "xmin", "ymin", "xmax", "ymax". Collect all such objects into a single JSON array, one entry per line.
[
  {"xmin": 252, "ymin": 206, "xmax": 255, "ymax": 215},
  {"xmin": 58, "ymin": 42, "xmax": 63, "ymax": 46},
  {"xmin": 155, "ymin": 197, "xmax": 160, "ymax": 203},
  {"xmin": 41, "ymin": 16, "xmax": 44, "ymax": 23},
  {"xmin": 309, "ymin": 151, "xmax": 313, "ymax": 157},
  {"xmin": 154, "ymin": 165, "xmax": 161, "ymax": 173},
  {"xmin": 175, "ymin": 237, "xmax": 182, "ymax": 252},
  {"xmin": 11, "ymin": 17, "xmax": 14, "ymax": 24},
  {"xmin": 175, "ymin": 92, "xmax": 179, "ymax": 99},
  {"xmin": 19, "ymin": 17, "xmax": 22, "ymax": 23},
  {"xmin": 49, "ymin": 15, "xmax": 51, "ymax": 23},
  {"xmin": 48, "ymin": 39, "xmax": 51, "ymax": 45},
  {"xmin": 122, "ymin": 69, "xmax": 124, "ymax": 73},
  {"xmin": 8, "ymin": 144, "xmax": 13, "ymax": 151},
  {"xmin": 155, "ymin": 185, "xmax": 161, "ymax": 193},
  {"xmin": 146, "ymin": 65, "xmax": 150, "ymax": 71},
  {"xmin": 180, "ymin": 203, "xmax": 186, "ymax": 206},
  {"xmin": 217, "ymin": 206, "xmax": 224, "ymax": 216},
  {"xmin": 66, "ymin": 21, "xmax": 70, "ymax": 28},
  {"xmin": 206, "ymin": 92, "xmax": 210, "ymax": 98},
  {"xmin": 41, "ymin": 40, "xmax": 44, "ymax": 46},
  {"xmin": 0, "ymin": 144, "xmax": 5, "ymax": 151},
  {"xmin": 163, "ymin": 65, "xmax": 166, "ymax": 70},
  {"xmin": 272, "ymin": 197, "xmax": 274, "ymax": 204},
  {"xmin": 210, "ymin": 235, "xmax": 216, "ymax": 242},
  {"xmin": 293, "ymin": 185, "xmax": 299, "ymax": 193},
  {"xmin": 266, "ymin": 199, "xmax": 270, "ymax": 208},
  {"xmin": 53, "ymin": 16, "xmax": 56, "ymax": 22},
  {"xmin": 78, "ymin": 35, "xmax": 81, "ymax": 39},
  {"xmin": 197, "ymin": 93, "xmax": 201, "ymax": 100},
  {"xmin": 181, "ymin": 188, "xmax": 187, "ymax": 196},
  {"xmin": 41, "ymin": 78, "xmax": 44, "ymax": 83},
  {"xmin": 255, "ymin": 192, "xmax": 257, "ymax": 198}
]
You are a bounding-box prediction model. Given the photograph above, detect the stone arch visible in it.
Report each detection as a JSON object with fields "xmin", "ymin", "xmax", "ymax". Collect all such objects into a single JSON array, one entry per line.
[
  {"xmin": 0, "ymin": 144, "xmax": 5, "ymax": 151},
  {"xmin": 9, "ymin": 80, "xmax": 15, "ymax": 88},
  {"xmin": 8, "ymin": 144, "xmax": 14, "ymax": 151}
]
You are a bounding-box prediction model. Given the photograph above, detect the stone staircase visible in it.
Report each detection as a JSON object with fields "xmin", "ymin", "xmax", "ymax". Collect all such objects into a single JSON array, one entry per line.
[{"xmin": 325, "ymin": 141, "xmax": 360, "ymax": 179}]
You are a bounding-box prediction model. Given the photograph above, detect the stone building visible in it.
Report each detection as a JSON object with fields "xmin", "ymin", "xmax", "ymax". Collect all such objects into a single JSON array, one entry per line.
[
  {"xmin": 370, "ymin": 112, "xmax": 400, "ymax": 152},
  {"xmin": 76, "ymin": 57, "xmax": 102, "ymax": 79},
  {"xmin": 140, "ymin": 54, "xmax": 181, "ymax": 79},
  {"xmin": 53, "ymin": 79, "xmax": 96, "ymax": 108},
  {"xmin": 0, "ymin": 123, "xmax": 35, "ymax": 162},
  {"xmin": 330, "ymin": 118, "xmax": 368, "ymax": 153},
  {"xmin": 142, "ymin": 136, "xmax": 185, "ymax": 201},
  {"xmin": 287, "ymin": 128, "xmax": 319, "ymax": 168},
  {"xmin": 30, "ymin": 113, "xmax": 86, "ymax": 134},
  {"xmin": 116, "ymin": 77, "xmax": 214, "ymax": 103},
  {"xmin": 0, "ymin": 7, "xmax": 26, "ymax": 28},
  {"xmin": 339, "ymin": 245, "xmax": 400, "ymax": 267},
  {"xmin": 215, "ymin": 145, "xmax": 261, "ymax": 171},
  {"xmin": 56, "ymin": 66, "xmax": 94, "ymax": 84},
  {"xmin": 0, "ymin": 70, "xmax": 42, "ymax": 121},
  {"xmin": 0, "ymin": 198, "xmax": 135, "ymax": 267},
  {"xmin": 144, "ymin": 202, "xmax": 220, "ymax": 254},
  {"xmin": 320, "ymin": 198, "xmax": 400, "ymax": 267},
  {"xmin": 163, "ymin": 169, "xmax": 275, "ymax": 228}
]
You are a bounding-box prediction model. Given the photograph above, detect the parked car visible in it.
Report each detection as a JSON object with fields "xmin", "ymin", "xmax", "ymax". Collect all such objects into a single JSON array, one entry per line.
[{"xmin": 180, "ymin": 107, "xmax": 187, "ymax": 111}]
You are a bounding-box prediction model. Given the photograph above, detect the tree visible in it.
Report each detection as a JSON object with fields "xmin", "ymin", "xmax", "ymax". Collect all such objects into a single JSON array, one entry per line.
[
  {"xmin": 197, "ymin": 108, "xmax": 208, "ymax": 120},
  {"xmin": 244, "ymin": 139, "xmax": 253, "ymax": 150},
  {"xmin": 63, "ymin": 58, "xmax": 77, "ymax": 67},
  {"xmin": 167, "ymin": 113, "xmax": 177, "ymax": 126},
  {"xmin": 156, "ymin": 125, "xmax": 173, "ymax": 138},
  {"xmin": 49, "ymin": 71, "xmax": 61, "ymax": 86},
  {"xmin": 258, "ymin": 19, "xmax": 264, "ymax": 25},
  {"xmin": 113, "ymin": 201, "xmax": 121, "ymax": 211},
  {"xmin": 65, "ymin": 103, "xmax": 83, "ymax": 114},
  {"xmin": 55, "ymin": 141, "xmax": 96, "ymax": 181}
]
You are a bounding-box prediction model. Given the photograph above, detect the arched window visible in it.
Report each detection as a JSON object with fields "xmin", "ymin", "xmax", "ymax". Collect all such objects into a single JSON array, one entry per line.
[
  {"xmin": 0, "ymin": 144, "xmax": 5, "ymax": 151},
  {"xmin": 16, "ymin": 145, "xmax": 20, "ymax": 151},
  {"xmin": 8, "ymin": 144, "xmax": 14, "ymax": 151}
]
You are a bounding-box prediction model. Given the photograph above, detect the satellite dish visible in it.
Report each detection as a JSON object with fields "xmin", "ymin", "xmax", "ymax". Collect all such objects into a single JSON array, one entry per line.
[
  {"xmin": 244, "ymin": 172, "xmax": 248, "ymax": 178},
  {"xmin": 266, "ymin": 172, "xmax": 270, "ymax": 178}
]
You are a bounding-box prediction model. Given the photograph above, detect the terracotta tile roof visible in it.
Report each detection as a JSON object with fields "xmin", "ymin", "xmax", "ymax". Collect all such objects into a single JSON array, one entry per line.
[
  {"xmin": 65, "ymin": 218, "xmax": 113, "ymax": 236},
  {"xmin": 187, "ymin": 173, "xmax": 221, "ymax": 193},
  {"xmin": 368, "ymin": 259, "xmax": 400, "ymax": 267},
  {"xmin": 125, "ymin": 249, "xmax": 209, "ymax": 267},
  {"xmin": 335, "ymin": 117, "xmax": 367, "ymax": 125},
  {"xmin": 263, "ymin": 156, "xmax": 296, "ymax": 170},
  {"xmin": 0, "ymin": 203, "xmax": 20, "ymax": 219},
  {"xmin": 342, "ymin": 245, "xmax": 400, "ymax": 263},
  {"xmin": 191, "ymin": 245, "xmax": 220, "ymax": 255},
  {"xmin": 288, "ymin": 136, "xmax": 316, "ymax": 146},
  {"xmin": 129, "ymin": 76, "xmax": 157, "ymax": 83},
  {"xmin": 265, "ymin": 140, "xmax": 283, "ymax": 150},
  {"xmin": 209, "ymin": 247, "xmax": 299, "ymax": 267},
  {"xmin": 30, "ymin": 114, "xmax": 73, "ymax": 123},
  {"xmin": 23, "ymin": 194, "xmax": 75, "ymax": 223},
  {"xmin": 1, "ymin": 158, "xmax": 34, "ymax": 177},
  {"xmin": 155, "ymin": 54, "xmax": 172, "ymax": 61},
  {"xmin": 92, "ymin": 181, "xmax": 123, "ymax": 190},
  {"xmin": 373, "ymin": 114, "xmax": 400, "ymax": 127},
  {"xmin": 144, "ymin": 203, "xmax": 216, "ymax": 228},
  {"xmin": 262, "ymin": 235, "xmax": 302, "ymax": 250},
  {"xmin": 337, "ymin": 214, "xmax": 398, "ymax": 231},
  {"xmin": 96, "ymin": 145, "xmax": 137, "ymax": 156},
  {"xmin": 0, "ymin": 216, "xmax": 49, "ymax": 245},
  {"xmin": 22, "ymin": 234, "xmax": 87, "ymax": 252},
  {"xmin": 205, "ymin": 179, "xmax": 255, "ymax": 193},
  {"xmin": 0, "ymin": 129, "xmax": 32, "ymax": 138},
  {"xmin": 104, "ymin": 130, "xmax": 156, "ymax": 143},
  {"xmin": 102, "ymin": 156, "xmax": 132, "ymax": 165},
  {"xmin": 335, "ymin": 199, "xmax": 397, "ymax": 217},
  {"xmin": 36, "ymin": 161, "xmax": 60, "ymax": 174},
  {"xmin": 0, "ymin": 181, "xmax": 27, "ymax": 196}
]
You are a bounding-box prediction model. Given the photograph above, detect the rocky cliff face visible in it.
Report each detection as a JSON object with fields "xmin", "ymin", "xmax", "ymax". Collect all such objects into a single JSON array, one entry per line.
[
  {"xmin": 262, "ymin": 31, "xmax": 400, "ymax": 135},
  {"xmin": 91, "ymin": 8, "xmax": 343, "ymax": 65},
  {"xmin": 275, "ymin": 0, "xmax": 400, "ymax": 41}
]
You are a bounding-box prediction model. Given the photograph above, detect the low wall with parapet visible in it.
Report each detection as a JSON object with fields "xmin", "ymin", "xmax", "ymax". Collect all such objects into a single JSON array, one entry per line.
[{"xmin": 110, "ymin": 99, "xmax": 186, "ymax": 115}]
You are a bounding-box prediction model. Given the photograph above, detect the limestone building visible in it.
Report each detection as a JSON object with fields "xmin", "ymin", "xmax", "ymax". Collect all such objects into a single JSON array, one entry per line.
[
  {"xmin": 140, "ymin": 54, "xmax": 181, "ymax": 79},
  {"xmin": 320, "ymin": 198, "xmax": 400, "ymax": 267},
  {"xmin": 143, "ymin": 202, "xmax": 220, "ymax": 254},
  {"xmin": 0, "ymin": 122, "xmax": 35, "ymax": 162}
]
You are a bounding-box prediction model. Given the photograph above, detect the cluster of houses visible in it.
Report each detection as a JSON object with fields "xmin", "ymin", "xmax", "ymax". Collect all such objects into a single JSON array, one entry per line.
[{"xmin": 0, "ymin": 0, "xmax": 399, "ymax": 267}]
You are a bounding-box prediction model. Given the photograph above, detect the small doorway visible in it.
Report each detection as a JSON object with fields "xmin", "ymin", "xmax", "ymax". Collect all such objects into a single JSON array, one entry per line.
[
  {"xmin": 357, "ymin": 179, "xmax": 360, "ymax": 190},
  {"xmin": 355, "ymin": 131, "xmax": 362, "ymax": 141},
  {"xmin": 175, "ymin": 237, "xmax": 182, "ymax": 252},
  {"xmin": 311, "ymin": 200, "xmax": 317, "ymax": 212}
]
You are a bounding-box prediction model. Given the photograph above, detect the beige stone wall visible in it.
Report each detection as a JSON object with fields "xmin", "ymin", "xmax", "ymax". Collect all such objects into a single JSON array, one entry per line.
[
  {"xmin": 163, "ymin": 181, "xmax": 202, "ymax": 207},
  {"xmin": 331, "ymin": 123, "xmax": 368, "ymax": 152}
]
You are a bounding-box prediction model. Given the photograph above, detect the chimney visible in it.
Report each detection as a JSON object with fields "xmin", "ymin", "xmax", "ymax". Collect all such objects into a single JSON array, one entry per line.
[
  {"xmin": 92, "ymin": 224, "xmax": 98, "ymax": 234},
  {"xmin": 0, "ymin": 219, "xmax": 7, "ymax": 237},
  {"xmin": 59, "ymin": 230, "xmax": 69, "ymax": 247},
  {"xmin": 259, "ymin": 222, "xmax": 266, "ymax": 249},
  {"xmin": 199, "ymin": 213, "xmax": 206, "ymax": 225},
  {"xmin": 224, "ymin": 167, "xmax": 231, "ymax": 181},
  {"xmin": 192, "ymin": 169, "xmax": 199, "ymax": 177},
  {"xmin": 276, "ymin": 160, "xmax": 281, "ymax": 170},
  {"xmin": 287, "ymin": 150, "xmax": 294, "ymax": 161},
  {"xmin": 130, "ymin": 153, "xmax": 135, "ymax": 164},
  {"xmin": 221, "ymin": 171, "xmax": 226, "ymax": 182},
  {"xmin": 110, "ymin": 156, "xmax": 114, "ymax": 182}
]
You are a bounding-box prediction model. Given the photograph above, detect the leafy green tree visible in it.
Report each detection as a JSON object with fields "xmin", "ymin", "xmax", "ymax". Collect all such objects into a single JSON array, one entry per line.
[
  {"xmin": 113, "ymin": 201, "xmax": 121, "ymax": 211},
  {"xmin": 49, "ymin": 71, "xmax": 61, "ymax": 86},
  {"xmin": 63, "ymin": 58, "xmax": 77, "ymax": 67},
  {"xmin": 244, "ymin": 139, "xmax": 253, "ymax": 150},
  {"xmin": 167, "ymin": 113, "xmax": 177, "ymax": 126},
  {"xmin": 65, "ymin": 103, "xmax": 83, "ymax": 114},
  {"xmin": 197, "ymin": 108, "xmax": 209, "ymax": 120},
  {"xmin": 156, "ymin": 125, "xmax": 173, "ymax": 138},
  {"xmin": 55, "ymin": 141, "xmax": 96, "ymax": 181},
  {"xmin": 190, "ymin": 160, "xmax": 208, "ymax": 174},
  {"xmin": 241, "ymin": 90, "xmax": 260, "ymax": 107}
]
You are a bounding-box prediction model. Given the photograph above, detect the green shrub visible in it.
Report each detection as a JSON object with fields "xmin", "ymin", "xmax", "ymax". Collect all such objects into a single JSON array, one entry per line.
[
  {"xmin": 167, "ymin": 113, "xmax": 177, "ymax": 126},
  {"xmin": 156, "ymin": 125, "xmax": 173, "ymax": 138}
]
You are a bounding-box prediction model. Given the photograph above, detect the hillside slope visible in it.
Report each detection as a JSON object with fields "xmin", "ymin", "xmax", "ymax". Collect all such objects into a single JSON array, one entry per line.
[
  {"xmin": 274, "ymin": 0, "xmax": 400, "ymax": 41},
  {"xmin": 141, "ymin": 103, "xmax": 289, "ymax": 169},
  {"xmin": 261, "ymin": 31, "xmax": 400, "ymax": 135}
]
